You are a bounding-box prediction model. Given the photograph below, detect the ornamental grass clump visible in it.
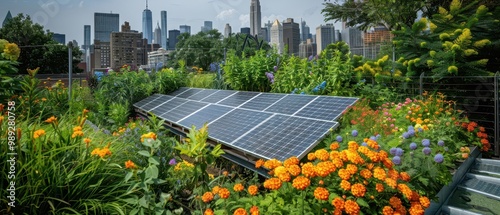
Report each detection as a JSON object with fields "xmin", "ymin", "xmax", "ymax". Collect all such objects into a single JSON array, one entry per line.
[{"xmin": 202, "ymin": 140, "xmax": 429, "ymax": 215}]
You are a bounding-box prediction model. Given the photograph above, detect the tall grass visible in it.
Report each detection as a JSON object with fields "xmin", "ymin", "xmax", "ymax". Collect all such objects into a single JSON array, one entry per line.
[{"xmin": 186, "ymin": 73, "xmax": 216, "ymax": 89}]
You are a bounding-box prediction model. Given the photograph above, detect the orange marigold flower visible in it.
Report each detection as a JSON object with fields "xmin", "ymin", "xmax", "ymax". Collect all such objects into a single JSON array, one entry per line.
[
  {"xmin": 331, "ymin": 197, "xmax": 345, "ymax": 210},
  {"xmin": 91, "ymin": 146, "xmax": 112, "ymax": 158},
  {"xmin": 376, "ymin": 183, "xmax": 385, "ymax": 192},
  {"xmin": 388, "ymin": 169, "xmax": 400, "ymax": 180},
  {"xmin": 378, "ymin": 150, "xmax": 389, "ymax": 159},
  {"xmin": 419, "ymin": 196, "xmax": 430, "ymax": 208},
  {"xmin": 248, "ymin": 185, "xmax": 258, "ymax": 196},
  {"xmin": 382, "ymin": 206, "xmax": 394, "ymax": 215},
  {"xmin": 287, "ymin": 164, "xmax": 301, "ymax": 176},
  {"xmin": 263, "ymin": 177, "xmax": 282, "ymax": 190},
  {"xmin": 360, "ymin": 169, "xmax": 372, "ymax": 179},
  {"xmin": 385, "ymin": 178, "xmax": 397, "ymax": 189},
  {"xmin": 338, "ymin": 169, "xmax": 351, "ymax": 180},
  {"xmin": 301, "ymin": 162, "xmax": 316, "ymax": 178},
  {"xmin": 346, "ymin": 164, "xmax": 358, "ymax": 175},
  {"xmin": 411, "ymin": 191, "xmax": 420, "ymax": 201},
  {"xmin": 292, "ymin": 176, "xmax": 310, "ymax": 190},
  {"xmin": 479, "ymin": 127, "xmax": 486, "ymax": 132},
  {"xmin": 382, "ymin": 158, "xmax": 393, "ymax": 169},
  {"xmin": 33, "ymin": 129, "xmax": 46, "ymax": 139},
  {"xmin": 277, "ymin": 172, "xmax": 291, "ymax": 182},
  {"xmin": 204, "ymin": 208, "xmax": 214, "ymax": 215},
  {"xmin": 202, "ymin": 192, "xmax": 214, "ymax": 203},
  {"xmin": 367, "ymin": 139, "xmax": 380, "ymax": 150},
  {"xmin": 481, "ymin": 138, "xmax": 489, "ymax": 144},
  {"xmin": 373, "ymin": 167, "xmax": 386, "ymax": 180},
  {"xmin": 400, "ymin": 172, "xmax": 411, "ymax": 182},
  {"xmin": 233, "ymin": 183, "xmax": 244, "ymax": 192},
  {"xmin": 255, "ymin": 159, "xmax": 265, "ymax": 168},
  {"xmin": 263, "ymin": 159, "xmax": 282, "ymax": 169},
  {"xmin": 330, "ymin": 142, "xmax": 340, "ymax": 150},
  {"xmin": 351, "ymin": 183, "xmax": 366, "ymax": 197},
  {"xmin": 344, "ymin": 200, "xmax": 360, "ymax": 215},
  {"xmin": 340, "ymin": 180, "xmax": 351, "ymax": 191},
  {"xmin": 389, "ymin": 197, "xmax": 402, "ymax": 208},
  {"xmin": 315, "ymin": 161, "xmax": 335, "ymax": 177},
  {"xmin": 233, "ymin": 208, "xmax": 247, "ymax": 215},
  {"xmin": 347, "ymin": 141, "xmax": 359, "ymax": 151},
  {"xmin": 140, "ymin": 132, "xmax": 157, "ymax": 142},
  {"xmin": 250, "ymin": 206, "xmax": 259, "ymax": 215},
  {"xmin": 212, "ymin": 186, "xmax": 220, "ymax": 194},
  {"xmin": 318, "ymin": 180, "xmax": 324, "ymax": 185},
  {"xmin": 125, "ymin": 160, "xmax": 137, "ymax": 169},
  {"xmin": 83, "ymin": 137, "xmax": 91, "ymax": 144},
  {"xmin": 409, "ymin": 203, "xmax": 425, "ymax": 215},
  {"xmin": 219, "ymin": 188, "xmax": 230, "ymax": 199},
  {"xmin": 315, "ymin": 149, "xmax": 330, "ymax": 161},
  {"xmin": 44, "ymin": 116, "xmax": 57, "ymax": 123},
  {"xmin": 274, "ymin": 166, "xmax": 287, "ymax": 176},
  {"xmin": 284, "ymin": 156, "xmax": 300, "ymax": 167},
  {"xmin": 307, "ymin": 153, "xmax": 316, "ymax": 161},
  {"xmin": 313, "ymin": 187, "xmax": 329, "ymax": 201},
  {"xmin": 331, "ymin": 158, "xmax": 343, "ymax": 168},
  {"xmin": 398, "ymin": 184, "xmax": 413, "ymax": 200}
]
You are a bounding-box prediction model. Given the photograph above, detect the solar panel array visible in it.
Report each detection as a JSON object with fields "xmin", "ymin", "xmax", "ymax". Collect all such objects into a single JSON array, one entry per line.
[{"xmin": 133, "ymin": 87, "xmax": 357, "ymax": 161}]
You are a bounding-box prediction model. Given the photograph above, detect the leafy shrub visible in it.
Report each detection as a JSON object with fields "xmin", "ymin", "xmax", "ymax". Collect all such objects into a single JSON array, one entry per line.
[
  {"xmin": 152, "ymin": 67, "xmax": 187, "ymax": 94},
  {"xmin": 186, "ymin": 73, "xmax": 216, "ymax": 89},
  {"xmin": 0, "ymin": 39, "xmax": 21, "ymax": 102}
]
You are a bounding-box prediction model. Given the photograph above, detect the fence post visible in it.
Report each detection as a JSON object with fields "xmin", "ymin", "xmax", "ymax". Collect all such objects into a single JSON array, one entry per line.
[
  {"xmin": 68, "ymin": 41, "xmax": 73, "ymax": 103},
  {"xmin": 495, "ymin": 72, "xmax": 499, "ymax": 157},
  {"xmin": 419, "ymin": 72, "xmax": 425, "ymax": 96}
]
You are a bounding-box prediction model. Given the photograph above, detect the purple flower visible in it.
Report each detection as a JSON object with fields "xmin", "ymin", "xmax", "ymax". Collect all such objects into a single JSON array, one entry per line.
[
  {"xmin": 361, "ymin": 142, "xmax": 368, "ymax": 146},
  {"xmin": 376, "ymin": 134, "xmax": 381, "ymax": 139},
  {"xmin": 422, "ymin": 139, "xmax": 430, "ymax": 147},
  {"xmin": 352, "ymin": 130, "xmax": 358, "ymax": 137},
  {"xmin": 308, "ymin": 55, "xmax": 314, "ymax": 61},
  {"xmin": 409, "ymin": 142, "xmax": 417, "ymax": 150},
  {"xmin": 265, "ymin": 72, "xmax": 275, "ymax": 84},
  {"xmin": 434, "ymin": 153, "xmax": 444, "ymax": 163},
  {"xmin": 407, "ymin": 130, "xmax": 415, "ymax": 137},
  {"xmin": 395, "ymin": 148, "xmax": 404, "ymax": 156},
  {"xmin": 422, "ymin": 147, "xmax": 431, "ymax": 155},
  {"xmin": 408, "ymin": 125, "xmax": 414, "ymax": 131},
  {"xmin": 169, "ymin": 158, "xmax": 177, "ymax": 165},
  {"xmin": 390, "ymin": 147, "xmax": 397, "ymax": 155},
  {"xmin": 438, "ymin": 140, "xmax": 445, "ymax": 146},
  {"xmin": 273, "ymin": 65, "xmax": 278, "ymax": 72},
  {"xmin": 402, "ymin": 132, "xmax": 410, "ymax": 139},
  {"xmin": 392, "ymin": 156, "xmax": 401, "ymax": 165},
  {"xmin": 370, "ymin": 136, "xmax": 377, "ymax": 141},
  {"xmin": 336, "ymin": 135, "xmax": 343, "ymax": 142}
]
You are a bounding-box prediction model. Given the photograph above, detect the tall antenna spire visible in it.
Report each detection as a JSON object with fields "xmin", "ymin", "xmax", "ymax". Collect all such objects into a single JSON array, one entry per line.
[{"xmin": 146, "ymin": 0, "xmax": 148, "ymax": 9}]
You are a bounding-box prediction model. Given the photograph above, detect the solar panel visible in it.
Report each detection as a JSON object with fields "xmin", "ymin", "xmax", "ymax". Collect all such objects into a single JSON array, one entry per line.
[
  {"xmin": 233, "ymin": 115, "xmax": 338, "ymax": 161},
  {"xmin": 176, "ymin": 88, "xmax": 204, "ymax": 98},
  {"xmin": 201, "ymin": 90, "xmax": 237, "ymax": 103},
  {"xmin": 264, "ymin": 94, "xmax": 317, "ymax": 115},
  {"xmin": 161, "ymin": 100, "xmax": 209, "ymax": 122},
  {"xmin": 239, "ymin": 93, "xmax": 286, "ymax": 111},
  {"xmin": 169, "ymin": 87, "xmax": 190, "ymax": 96},
  {"xmin": 208, "ymin": 109, "xmax": 272, "ymax": 144},
  {"xmin": 150, "ymin": 97, "xmax": 186, "ymax": 117},
  {"xmin": 178, "ymin": 105, "xmax": 234, "ymax": 129},
  {"xmin": 186, "ymin": 89, "xmax": 218, "ymax": 101},
  {"xmin": 142, "ymin": 95, "xmax": 173, "ymax": 111},
  {"xmin": 133, "ymin": 94, "xmax": 162, "ymax": 108},
  {"xmin": 294, "ymin": 96, "xmax": 358, "ymax": 121},
  {"xmin": 218, "ymin": 91, "xmax": 260, "ymax": 107}
]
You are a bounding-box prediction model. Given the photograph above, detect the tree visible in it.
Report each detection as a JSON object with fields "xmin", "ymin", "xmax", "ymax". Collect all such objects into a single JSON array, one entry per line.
[
  {"xmin": 169, "ymin": 30, "xmax": 224, "ymax": 70},
  {"xmin": 0, "ymin": 13, "xmax": 82, "ymax": 74}
]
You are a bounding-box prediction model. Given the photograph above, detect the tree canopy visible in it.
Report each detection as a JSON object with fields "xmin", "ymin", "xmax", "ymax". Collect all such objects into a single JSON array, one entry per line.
[{"xmin": 0, "ymin": 13, "xmax": 82, "ymax": 74}]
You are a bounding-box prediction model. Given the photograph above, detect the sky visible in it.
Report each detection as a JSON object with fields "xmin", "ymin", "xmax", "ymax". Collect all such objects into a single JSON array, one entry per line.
[{"xmin": 0, "ymin": 0, "xmax": 342, "ymax": 48}]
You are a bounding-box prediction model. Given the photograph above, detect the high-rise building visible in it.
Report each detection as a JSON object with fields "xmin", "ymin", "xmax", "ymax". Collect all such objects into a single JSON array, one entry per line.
[
  {"xmin": 282, "ymin": 18, "xmax": 300, "ymax": 55},
  {"xmin": 261, "ymin": 27, "xmax": 269, "ymax": 42},
  {"xmin": 341, "ymin": 27, "xmax": 363, "ymax": 56},
  {"xmin": 363, "ymin": 26, "xmax": 392, "ymax": 59},
  {"xmin": 83, "ymin": 25, "xmax": 91, "ymax": 51},
  {"xmin": 154, "ymin": 22, "xmax": 161, "ymax": 45},
  {"xmin": 52, "ymin": 33, "xmax": 66, "ymax": 44},
  {"xmin": 270, "ymin": 19, "xmax": 283, "ymax": 54},
  {"xmin": 335, "ymin": 30, "xmax": 341, "ymax": 42},
  {"xmin": 240, "ymin": 27, "xmax": 250, "ymax": 35},
  {"xmin": 93, "ymin": 40, "xmax": 111, "ymax": 69},
  {"xmin": 168, "ymin": 29, "xmax": 180, "ymax": 50},
  {"xmin": 264, "ymin": 20, "xmax": 272, "ymax": 42},
  {"xmin": 201, "ymin": 21, "xmax": 213, "ymax": 33},
  {"xmin": 250, "ymin": 0, "xmax": 261, "ymax": 37},
  {"xmin": 94, "ymin": 12, "xmax": 119, "ymax": 42},
  {"xmin": 2, "ymin": 10, "xmax": 12, "ymax": 27},
  {"xmin": 224, "ymin": 23, "xmax": 232, "ymax": 38},
  {"xmin": 179, "ymin": 25, "xmax": 191, "ymax": 34},
  {"xmin": 160, "ymin": 11, "xmax": 168, "ymax": 49},
  {"xmin": 299, "ymin": 38, "xmax": 317, "ymax": 58},
  {"xmin": 300, "ymin": 20, "xmax": 311, "ymax": 42},
  {"xmin": 142, "ymin": 0, "xmax": 153, "ymax": 43},
  {"xmin": 110, "ymin": 22, "xmax": 148, "ymax": 70},
  {"xmin": 316, "ymin": 23, "xmax": 335, "ymax": 54}
]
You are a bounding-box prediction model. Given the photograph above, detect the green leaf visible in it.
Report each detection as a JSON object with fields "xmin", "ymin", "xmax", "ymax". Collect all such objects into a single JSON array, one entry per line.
[
  {"xmin": 145, "ymin": 165, "xmax": 159, "ymax": 179},
  {"xmin": 138, "ymin": 150, "xmax": 151, "ymax": 157},
  {"xmin": 125, "ymin": 171, "xmax": 133, "ymax": 182},
  {"xmin": 138, "ymin": 195, "xmax": 148, "ymax": 208},
  {"xmin": 122, "ymin": 196, "xmax": 138, "ymax": 205},
  {"xmin": 418, "ymin": 176, "xmax": 430, "ymax": 186},
  {"xmin": 357, "ymin": 198, "xmax": 369, "ymax": 207},
  {"xmin": 148, "ymin": 156, "xmax": 160, "ymax": 165}
]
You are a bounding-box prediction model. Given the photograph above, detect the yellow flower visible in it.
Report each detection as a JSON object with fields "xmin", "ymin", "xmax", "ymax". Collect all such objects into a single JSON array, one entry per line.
[
  {"xmin": 91, "ymin": 146, "xmax": 112, "ymax": 158},
  {"xmin": 3, "ymin": 43, "xmax": 21, "ymax": 61},
  {"xmin": 140, "ymin": 132, "xmax": 157, "ymax": 142},
  {"xmin": 125, "ymin": 160, "xmax": 137, "ymax": 169},
  {"xmin": 83, "ymin": 138, "xmax": 91, "ymax": 146},
  {"xmin": 233, "ymin": 183, "xmax": 244, "ymax": 192},
  {"xmin": 33, "ymin": 129, "xmax": 46, "ymax": 139},
  {"xmin": 44, "ymin": 116, "xmax": 58, "ymax": 124}
]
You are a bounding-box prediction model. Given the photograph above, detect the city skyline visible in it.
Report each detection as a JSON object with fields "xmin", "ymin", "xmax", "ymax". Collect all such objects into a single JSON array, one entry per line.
[{"xmin": 0, "ymin": 0, "xmax": 340, "ymax": 49}]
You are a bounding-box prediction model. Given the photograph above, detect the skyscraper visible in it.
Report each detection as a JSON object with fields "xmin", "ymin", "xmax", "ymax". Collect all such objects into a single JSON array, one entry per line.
[
  {"xmin": 270, "ymin": 19, "xmax": 283, "ymax": 54},
  {"xmin": 250, "ymin": 0, "xmax": 261, "ymax": 37},
  {"xmin": 142, "ymin": 0, "xmax": 153, "ymax": 43},
  {"xmin": 201, "ymin": 21, "xmax": 213, "ymax": 33},
  {"xmin": 264, "ymin": 20, "xmax": 272, "ymax": 42},
  {"xmin": 110, "ymin": 22, "xmax": 148, "ymax": 70},
  {"xmin": 168, "ymin": 30, "xmax": 180, "ymax": 50},
  {"xmin": 154, "ymin": 22, "xmax": 161, "ymax": 45},
  {"xmin": 301, "ymin": 20, "xmax": 311, "ymax": 42},
  {"xmin": 160, "ymin": 11, "xmax": 167, "ymax": 49},
  {"xmin": 179, "ymin": 25, "xmax": 191, "ymax": 34},
  {"xmin": 240, "ymin": 27, "xmax": 250, "ymax": 35},
  {"xmin": 342, "ymin": 27, "xmax": 363, "ymax": 56},
  {"xmin": 94, "ymin": 12, "xmax": 119, "ymax": 42},
  {"xmin": 316, "ymin": 24, "xmax": 335, "ymax": 54},
  {"xmin": 224, "ymin": 23, "xmax": 232, "ymax": 38},
  {"xmin": 2, "ymin": 10, "xmax": 12, "ymax": 27},
  {"xmin": 52, "ymin": 33, "xmax": 66, "ymax": 44},
  {"xmin": 282, "ymin": 18, "xmax": 300, "ymax": 55},
  {"xmin": 83, "ymin": 25, "xmax": 91, "ymax": 51}
]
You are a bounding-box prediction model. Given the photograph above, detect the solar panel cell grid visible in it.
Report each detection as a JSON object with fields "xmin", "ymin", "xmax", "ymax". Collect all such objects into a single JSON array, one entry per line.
[
  {"xmin": 264, "ymin": 94, "xmax": 317, "ymax": 115},
  {"xmin": 133, "ymin": 94, "xmax": 161, "ymax": 108},
  {"xmin": 150, "ymin": 97, "xmax": 186, "ymax": 116},
  {"xmin": 208, "ymin": 109, "xmax": 272, "ymax": 144},
  {"xmin": 294, "ymin": 97, "xmax": 358, "ymax": 121},
  {"xmin": 161, "ymin": 100, "xmax": 208, "ymax": 122},
  {"xmin": 218, "ymin": 91, "xmax": 260, "ymax": 107},
  {"xmin": 142, "ymin": 95, "xmax": 173, "ymax": 111},
  {"xmin": 186, "ymin": 89, "xmax": 218, "ymax": 101},
  {"xmin": 201, "ymin": 90, "xmax": 237, "ymax": 103},
  {"xmin": 178, "ymin": 105, "xmax": 234, "ymax": 129},
  {"xmin": 239, "ymin": 93, "xmax": 286, "ymax": 111},
  {"xmin": 176, "ymin": 88, "xmax": 204, "ymax": 98},
  {"xmin": 169, "ymin": 87, "xmax": 190, "ymax": 96}
]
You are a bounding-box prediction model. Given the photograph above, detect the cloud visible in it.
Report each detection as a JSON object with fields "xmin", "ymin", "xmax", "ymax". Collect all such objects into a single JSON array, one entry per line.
[
  {"xmin": 239, "ymin": 13, "xmax": 249, "ymax": 28},
  {"xmin": 79, "ymin": 1, "xmax": 84, "ymax": 8},
  {"xmin": 262, "ymin": 14, "xmax": 286, "ymax": 23},
  {"xmin": 216, "ymin": 8, "xmax": 236, "ymax": 20}
]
